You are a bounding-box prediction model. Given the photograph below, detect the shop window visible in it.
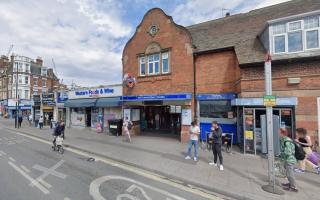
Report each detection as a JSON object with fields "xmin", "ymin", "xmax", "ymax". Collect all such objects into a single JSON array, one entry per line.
[{"xmin": 200, "ymin": 100, "xmax": 232, "ymax": 118}]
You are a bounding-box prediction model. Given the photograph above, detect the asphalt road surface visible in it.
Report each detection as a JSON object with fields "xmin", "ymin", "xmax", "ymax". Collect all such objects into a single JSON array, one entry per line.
[{"xmin": 0, "ymin": 126, "xmax": 221, "ymax": 200}]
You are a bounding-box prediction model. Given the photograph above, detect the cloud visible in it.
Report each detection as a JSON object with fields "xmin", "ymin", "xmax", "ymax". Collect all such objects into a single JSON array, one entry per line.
[
  {"xmin": 254, "ymin": 0, "xmax": 291, "ymax": 9},
  {"xmin": 0, "ymin": 0, "xmax": 132, "ymax": 87}
]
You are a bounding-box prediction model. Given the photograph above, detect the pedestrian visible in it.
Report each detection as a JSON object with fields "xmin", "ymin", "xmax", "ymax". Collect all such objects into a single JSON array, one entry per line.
[
  {"xmin": 294, "ymin": 128, "xmax": 320, "ymax": 174},
  {"xmin": 52, "ymin": 122, "xmax": 62, "ymax": 146},
  {"xmin": 155, "ymin": 113, "xmax": 160, "ymax": 130},
  {"xmin": 60, "ymin": 121, "xmax": 65, "ymax": 139},
  {"xmin": 39, "ymin": 116, "xmax": 44, "ymax": 129},
  {"xmin": 28, "ymin": 113, "xmax": 33, "ymax": 126},
  {"xmin": 122, "ymin": 117, "xmax": 132, "ymax": 142},
  {"xmin": 185, "ymin": 120, "xmax": 200, "ymax": 161},
  {"xmin": 280, "ymin": 128, "xmax": 298, "ymax": 192},
  {"xmin": 209, "ymin": 121, "xmax": 224, "ymax": 170},
  {"xmin": 18, "ymin": 114, "xmax": 23, "ymax": 128}
]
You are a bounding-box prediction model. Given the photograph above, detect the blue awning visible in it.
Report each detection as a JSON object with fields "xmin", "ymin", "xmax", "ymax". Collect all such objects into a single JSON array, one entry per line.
[
  {"xmin": 64, "ymin": 98, "xmax": 97, "ymax": 107},
  {"xmin": 96, "ymin": 97, "xmax": 122, "ymax": 107}
]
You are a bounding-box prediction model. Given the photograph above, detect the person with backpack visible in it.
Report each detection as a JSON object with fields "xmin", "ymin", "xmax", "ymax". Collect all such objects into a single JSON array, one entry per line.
[
  {"xmin": 280, "ymin": 128, "xmax": 298, "ymax": 192},
  {"xmin": 123, "ymin": 117, "xmax": 132, "ymax": 142},
  {"xmin": 294, "ymin": 128, "xmax": 320, "ymax": 174}
]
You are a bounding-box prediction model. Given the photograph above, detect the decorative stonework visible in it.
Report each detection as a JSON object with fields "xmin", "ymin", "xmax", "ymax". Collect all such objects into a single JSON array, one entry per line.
[
  {"xmin": 148, "ymin": 24, "xmax": 159, "ymax": 37},
  {"xmin": 145, "ymin": 42, "xmax": 161, "ymax": 55},
  {"xmin": 137, "ymin": 75, "xmax": 171, "ymax": 83}
]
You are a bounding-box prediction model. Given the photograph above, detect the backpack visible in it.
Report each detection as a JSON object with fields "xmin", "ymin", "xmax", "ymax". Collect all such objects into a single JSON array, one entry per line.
[
  {"xmin": 127, "ymin": 121, "xmax": 133, "ymax": 130},
  {"xmin": 286, "ymin": 141, "xmax": 306, "ymax": 161}
]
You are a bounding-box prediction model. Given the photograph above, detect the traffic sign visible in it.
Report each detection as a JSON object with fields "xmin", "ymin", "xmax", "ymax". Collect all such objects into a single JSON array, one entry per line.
[{"xmin": 263, "ymin": 95, "xmax": 276, "ymax": 107}]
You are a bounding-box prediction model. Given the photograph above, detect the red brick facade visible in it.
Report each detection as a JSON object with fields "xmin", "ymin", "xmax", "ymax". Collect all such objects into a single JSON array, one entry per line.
[{"xmin": 123, "ymin": 8, "xmax": 320, "ymax": 144}]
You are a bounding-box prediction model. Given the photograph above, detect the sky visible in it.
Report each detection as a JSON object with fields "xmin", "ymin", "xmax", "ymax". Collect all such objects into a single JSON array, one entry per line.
[{"xmin": 0, "ymin": 0, "xmax": 291, "ymax": 87}]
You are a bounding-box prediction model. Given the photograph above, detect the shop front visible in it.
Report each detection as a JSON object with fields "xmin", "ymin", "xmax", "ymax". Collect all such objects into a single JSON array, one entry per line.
[
  {"xmin": 55, "ymin": 91, "xmax": 68, "ymax": 123},
  {"xmin": 42, "ymin": 93, "xmax": 55, "ymax": 126},
  {"xmin": 196, "ymin": 93, "xmax": 237, "ymax": 144},
  {"xmin": 123, "ymin": 93, "xmax": 192, "ymax": 139},
  {"xmin": 232, "ymin": 97, "xmax": 297, "ymax": 155},
  {"xmin": 6, "ymin": 99, "xmax": 32, "ymax": 119},
  {"xmin": 65, "ymin": 85, "xmax": 122, "ymax": 131}
]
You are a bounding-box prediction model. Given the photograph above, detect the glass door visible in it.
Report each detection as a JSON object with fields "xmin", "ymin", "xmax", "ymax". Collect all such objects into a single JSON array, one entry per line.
[{"xmin": 243, "ymin": 108, "xmax": 254, "ymax": 154}]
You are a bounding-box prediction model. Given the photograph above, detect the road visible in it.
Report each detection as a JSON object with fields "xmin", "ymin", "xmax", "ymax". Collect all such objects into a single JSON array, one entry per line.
[{"xmin": 0, "ymin": 126, "xmax": 221, "ymax": 200}]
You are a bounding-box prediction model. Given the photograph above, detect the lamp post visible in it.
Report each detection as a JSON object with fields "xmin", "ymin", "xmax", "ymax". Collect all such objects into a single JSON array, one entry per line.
[
  {"xmin": 15, "ymin": 60, "xmax": 19, "ymax": 128},
  {"xmin": 261, "ymin": 53, "xmax": 283, "ymax": 195}
]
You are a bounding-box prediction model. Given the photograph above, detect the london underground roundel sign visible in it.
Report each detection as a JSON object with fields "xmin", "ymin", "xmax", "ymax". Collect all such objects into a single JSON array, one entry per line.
[{"xmin": 123, "ymin": 73, "xmax": 136, "ymax": 88}]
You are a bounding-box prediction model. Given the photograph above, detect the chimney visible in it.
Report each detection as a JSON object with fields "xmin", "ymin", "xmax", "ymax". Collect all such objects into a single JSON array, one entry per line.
[
  {"xmin": 36, "ymin": 57, "xmax": 43, "ymax": 66},
  {"xmin": 225, "ymin": 12, "xmax": 230, "ymax": 17}
]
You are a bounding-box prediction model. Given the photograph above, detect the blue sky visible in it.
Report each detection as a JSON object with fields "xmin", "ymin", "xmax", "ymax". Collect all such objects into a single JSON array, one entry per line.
[{"xmin": 0, "ymin": 0, "xmax": 290, "ymax": 87}]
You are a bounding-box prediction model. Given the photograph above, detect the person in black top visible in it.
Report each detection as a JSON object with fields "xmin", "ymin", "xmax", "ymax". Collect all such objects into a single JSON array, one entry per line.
[
  {"xmin": 53, "ymin": 122, "xmax": 62, "ymax": 146},
  {"xmin": 294, "ymin": 128, "xmax": 320, "ymax": 174},
  {"xmin": 209, "ymin": 121, "xmax": 224, "ymax": 171},
  {"xmin": 18, "ymin": 114, "xmax": 23, "ymax": 128}
]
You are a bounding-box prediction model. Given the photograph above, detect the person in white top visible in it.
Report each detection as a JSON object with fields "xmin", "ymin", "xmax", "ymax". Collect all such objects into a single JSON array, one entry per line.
[
  {"xmin": 185, "ymin": 120, "xmax": 200, "ymax": 161},
  {"xmin": 122, "ymin": 117, "xmax": 132, "ymax": 143}
]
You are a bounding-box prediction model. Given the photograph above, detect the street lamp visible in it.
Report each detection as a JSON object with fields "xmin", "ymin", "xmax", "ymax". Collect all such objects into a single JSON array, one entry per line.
[{"xmin": 261, "ymin": 53, "xmax": 283, "ymax": 195}]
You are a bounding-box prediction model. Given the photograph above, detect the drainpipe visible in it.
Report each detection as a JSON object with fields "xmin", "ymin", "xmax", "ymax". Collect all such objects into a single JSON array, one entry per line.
[{"xmin": 193, "ymin": 53, "xmax": 199, "ymax": 123}]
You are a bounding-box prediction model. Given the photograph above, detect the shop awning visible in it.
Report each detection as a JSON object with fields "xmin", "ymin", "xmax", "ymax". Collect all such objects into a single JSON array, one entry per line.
[
  {"xmin": 64, "ymin": 98, "xmax": 97, "ymax": 107},
  {"xmin": 96, "ymin": 97, "xmax": 122, "ymax": 107},
  {"xmin": 231, "ymin": 97, "xmax": 298, "ymax": 106}
]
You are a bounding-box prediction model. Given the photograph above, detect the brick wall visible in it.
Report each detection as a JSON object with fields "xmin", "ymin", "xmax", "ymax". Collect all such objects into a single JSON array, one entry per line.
[
  {"xmin": 122, "ymin": 8, "xmax": 195, "ymax": 142},
  {"xmin": 195, "ymin": 50, "xmax": 240, "ymax": 94},
  {"xmin": 239, "ymin": 60, "xmax": 320, "ymax": 141}
]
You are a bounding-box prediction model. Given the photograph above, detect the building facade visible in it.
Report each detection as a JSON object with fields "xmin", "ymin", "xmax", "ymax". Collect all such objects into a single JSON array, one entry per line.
[
  {"xmin": 64, "ymin": 85, "xmax": 122, "ymax": 133},
  {"xmin": 122, "ymin": 0, "xmax": 320, "ymax": 150},
  {"xmin": 0, "ymin": 54, "xmax": 60, "ymax": 122}
]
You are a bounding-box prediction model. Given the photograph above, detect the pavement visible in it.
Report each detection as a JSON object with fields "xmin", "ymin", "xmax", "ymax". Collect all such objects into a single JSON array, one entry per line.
[
  {"xmin": 1, "ymin": 118, "xmax": 320, "ymax": 200},
  {"xmin": 0, "ymin": 126, "xmax": 215, "ymax": 200}
]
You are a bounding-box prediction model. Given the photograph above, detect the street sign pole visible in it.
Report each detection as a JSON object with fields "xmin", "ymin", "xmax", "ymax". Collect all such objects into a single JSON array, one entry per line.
[{"xmin": 262, "ymin": 54, "xmax": 283, "ymax": 195}]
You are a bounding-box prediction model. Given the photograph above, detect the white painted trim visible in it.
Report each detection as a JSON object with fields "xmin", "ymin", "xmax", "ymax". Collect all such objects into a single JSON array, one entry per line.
[{"xmin": 268, "ymin": 10, "xmax": 320, "ymax": 24}]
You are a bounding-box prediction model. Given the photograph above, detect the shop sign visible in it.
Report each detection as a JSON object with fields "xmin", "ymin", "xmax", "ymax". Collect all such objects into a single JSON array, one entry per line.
[
  {"xmin": 8, "ymin": 99, "xmax": 32, "ymax": 107},
  {"xmin": 123, "ymin": 93, "xmax": 192, "ymax": 101},
  {"xmin": 263, "ymin": 95, "xmax": 276, "ymax": 107},
  {"xmin": 196, "ymin": 93, "xmax": 236, "ymax": 100},
  {"xmin": 69, "ymin": 85, "xmax": 122, "ymax": 99},
  {"xmin": 42, "ymin": 93, "xmax": 55, "ymax": 106},
  {"xmin": 57, "ymin": 92, "xmax": 68, "ymax": 103}
]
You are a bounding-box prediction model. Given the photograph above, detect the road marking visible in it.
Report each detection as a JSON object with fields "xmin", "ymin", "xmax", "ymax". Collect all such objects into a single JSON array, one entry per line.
[
  {"xmin": 5, "ymin": 128, "xmax": 221, "ymax": 200},
  {"xmin": 21, "ymin": 165, "xmax": 31, "ymax": 173},
  {"xmin": 9, "ymin": 157, "xmax": 16, "ymax": 162},
  {"xmin": 90, "ymin": 176, "xmax": 186, "ymax": 200},
  {"xmin": 39, "ymin": 179, "xmax": 52, "ymax": 189},
  {"xmin": 30, "ymin": 160, "xmax": 67, "ymax": 187},
  {"xmin": 8, "ymin": 161, "xmax": 50, "ymax": 194},
  {"xmin": 0, "ymin": 150, "xmax": 6, "ymax": 155},
  {"xmin": 64, "ymin": 198, "xmax": 71, "ymax": 200}
]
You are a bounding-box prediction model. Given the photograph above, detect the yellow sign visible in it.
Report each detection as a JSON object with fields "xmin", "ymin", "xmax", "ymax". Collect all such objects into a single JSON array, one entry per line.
[
  {"xmin": 245, "ymin": 131, "xmax": 253, "ymax": 140},
  {"xmin": 263, "ymin": 95, "xmax": 276, "ymax": 107}
]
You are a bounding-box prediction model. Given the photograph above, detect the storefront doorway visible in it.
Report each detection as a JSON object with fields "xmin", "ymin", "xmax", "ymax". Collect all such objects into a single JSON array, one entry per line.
[
  {"xmin": 140, "ymin": 106, "xmax": 181, "ymax": 136},
  {"xmin": 242, "ymin": 107, "xmax": 294, "ymax": 154},
  {"xmin": 85, "ymin": 108, "xmax": 91, "ymax": 127}
]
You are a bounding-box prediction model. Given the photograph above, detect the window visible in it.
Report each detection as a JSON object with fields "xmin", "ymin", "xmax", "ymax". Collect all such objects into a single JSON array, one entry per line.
[
  {"xmin": 42, "ymin": 79, "xmax": 46, "ymax": 87},
  {"xmin": 18, "ymin": 63, "xmax": 23, "ymax": 72},
  {"xmin": 139, "ymin": 57, "xmax": 146, "ymax": 76},
  {"xmin": 139, "ymin": 52, "xmax": 169, "ymax": 76},
  {"xmin": 272, "ymin": 15, "xmax": 320, "ymax": 54},
  {"xmin": 25, "ymin": 63, "xmax": 30, "ymax": 73},
  {"xmin": 148, "ymin": 54, "xmax": 160, "ymax": 75},
  {"xmin": 24, "ymin": 90, "xmax": 29, "ymax": 99},
  {"xmin": 200, "ymin": 100, "xmax": 232, "ymax": 118},
  {"xmin": 33, "ymin": 78, "xmax": 38, "ymax": 86},
  {"xmin": 162, "ymin": 52, "xmax": 169, "ymax": 73},
  {"xmin": 25, "ymin": 76, "xmax": 29, "ymax": 84},
  {"xmin": 41, "ymin": 68, "xmax": 47, "ymax": 76},
  {"xmin": 18, "ymin": 89, "xmax": 22, "ymax": 98},
  {"xmin": 18, "ymin": 76, "xmax": 23, "ymax": 84},
  {"xmin": 274, "ymin": 35, "xmax": 286, "ymax": 53}
]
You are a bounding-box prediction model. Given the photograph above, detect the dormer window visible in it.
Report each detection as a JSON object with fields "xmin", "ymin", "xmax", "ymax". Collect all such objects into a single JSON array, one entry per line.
[
  {"xmin": 271, "ymin": 15, "xmax": 320, "ymax": 54},
  {"xmin": 41, "ymin": 68, "xmax": 47, "ymax": 76}
]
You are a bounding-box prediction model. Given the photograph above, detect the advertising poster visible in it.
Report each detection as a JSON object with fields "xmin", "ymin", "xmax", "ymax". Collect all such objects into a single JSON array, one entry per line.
[
  {"xmin": 123, "ymin": 109, "xmax": 131, "ymax": 121},
  {"xmin": 181, "ymin": 109, "xmax": 192, "ymax": 125}
]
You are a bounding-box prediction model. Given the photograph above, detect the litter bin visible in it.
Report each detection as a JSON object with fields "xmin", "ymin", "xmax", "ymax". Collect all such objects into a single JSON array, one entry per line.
[{"xmin": 108, "ymin": 119, "xmax": 123, "ymax": 136}]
